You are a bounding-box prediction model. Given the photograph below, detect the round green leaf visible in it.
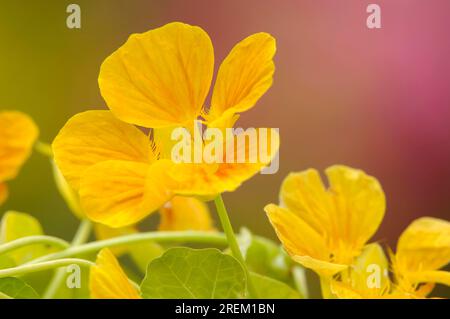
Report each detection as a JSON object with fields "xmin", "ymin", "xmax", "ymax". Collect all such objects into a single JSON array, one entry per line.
[{"xmin": 141, "ymin": 247, "xmax": 246, "ymax": 299}]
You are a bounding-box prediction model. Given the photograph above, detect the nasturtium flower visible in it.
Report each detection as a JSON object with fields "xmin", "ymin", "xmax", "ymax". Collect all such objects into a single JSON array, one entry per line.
[
  {"xmin": 53, "ymin": 22, "xmax": 279, "ymax": 228},
  {"xmin": 391, "ymin": 217, "xmax": 450, "ymax": 296},
  {"xmin": 0, "ymin": 111, "xmax": 38, "ymax": 205},
  {"xmin": 90, "ymin": 248, "xmax": 141, "ymax": 299},
  {"xmin": 99, "ymin": 22, "xmax": 275, "ymax": 130},
  {"xmin": 331, "ymin": 217, "xmax": 450, "ymax": 299},
  {"xmin": 265, "ymin": 165, "xmax": 385, "ymax": 277}
]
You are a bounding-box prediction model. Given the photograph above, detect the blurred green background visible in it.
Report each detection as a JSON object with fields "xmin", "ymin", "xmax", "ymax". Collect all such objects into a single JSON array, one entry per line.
[{"xmin": 1, "ymin": 0, "xmax": 449, "ymax": 296}]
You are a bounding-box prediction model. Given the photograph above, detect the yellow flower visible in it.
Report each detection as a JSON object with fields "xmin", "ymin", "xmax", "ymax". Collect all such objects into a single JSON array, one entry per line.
[
  {"xmin": 0, "ymin": 111, "xmax": 38, "ymax": 205},
  {"xmin": 391, "ymin": 217, "xmax": 450, "ymax": 296},
  {"xmin": 158, "ymin": 196, "xmax": 214, "ymax": 231},
  {"xmin": 90, "ymin": 248, "xmax": 141, "ymax": 299},
  {"xmin": 99, "ymin": 22, "xmax": 275, "ymax": 130},
  {"xmin": 265, "ymin": 165, "xmax": 385, "ymax": 277},
  {"xmin": 330, "ymin": 218, "xmax": 450, "ymax": 299},
  {"xmin": 53, "ymin": 22, "xmax": 278, "ymax": 228}
]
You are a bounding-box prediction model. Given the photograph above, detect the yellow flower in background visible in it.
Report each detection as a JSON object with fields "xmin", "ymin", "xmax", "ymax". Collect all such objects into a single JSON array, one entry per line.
[
  {"xmin": 391, "ymin": 217, "xmax": 450, "ymax": 297},
  {"xmin": 158, "ymin": 196, "xmax": 214, "ymax": 231},
  {"xmin": 53, "ymin": 22, "xmax": 278, "ymax": 228},
  {"xmin": 265, "ymin": 165, "xmax": 385, "ymax": 277},
  {"xmin": 331, "ymin": 218, "xmax": 450, "ymax": 299},
  {"xmin": 90, "ymin": 248, "xmax": 141, "ymax": 299},
  {"xmin": 0, "ymin": 111, "xmax": 38, "ymax": 205}
]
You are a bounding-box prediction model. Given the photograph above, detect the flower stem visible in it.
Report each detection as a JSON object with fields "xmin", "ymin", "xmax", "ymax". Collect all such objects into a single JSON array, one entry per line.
[
  {"xmin": 35, "ymin": 141, "xmax": 53, "ymax": 157},
  {"xmin": 27, "ymin": 231, "xmax": 229, "ymax": 264},
  {"xmin": 214, "ymin": 195, "xmax": 258, "ymax": 298},
  {"xmin": 42, "ymin": 219, "xmax": 92, "ymax": 299},
  {"xmin": 70, "ymin": 219, "xmax": 93, "ymax": 246},
  {"xmin": 0, "ymin": 259, "xmax": 93, "ymax": 279},
  {"xmin": 0, "ymin": 236, "xmax": 69, "ymax": 257}
]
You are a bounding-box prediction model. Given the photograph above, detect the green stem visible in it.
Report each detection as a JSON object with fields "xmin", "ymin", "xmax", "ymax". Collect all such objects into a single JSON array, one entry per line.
[
  {"xmin": 35, "ymin": 141, "xmax": 53, "ymax": 157},
  {"xmin": 42, "ymin": 220, "xmax": 92, "ymax": 299},
  {"xmin": 0, "ymin": 236, "xmax": 69, "ymax": 257},
  {"xmin": 28, "ymin": 231, "xmax": 228, "ymax": 265},
  {"xmin": 70, "ymin": 219, "xmax": 92, "ymax": 246},
  {"xmin": 214, "ymin": 195, "xmax": 258, "ymax": 298},
  {"xmin": 0, "ymin": 259, "xmax": 93, "ymax": 279}
]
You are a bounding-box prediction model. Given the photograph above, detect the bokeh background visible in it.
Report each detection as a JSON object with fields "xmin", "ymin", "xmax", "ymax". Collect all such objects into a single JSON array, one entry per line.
[{"xmin": 1, "ymin": 0, "xmax": 449, "ymax": 296}]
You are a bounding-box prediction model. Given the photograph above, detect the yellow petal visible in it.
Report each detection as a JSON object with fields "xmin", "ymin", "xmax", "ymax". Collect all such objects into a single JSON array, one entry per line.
[
  {"xmin": 80, "ymin": 160, "xmax": 173, "ymax": 228},
  {"xmin": 158, "ymin": 196, "xmax": 214, "ymax": 231},
  {"xmin": 280, "ymin": 165, "xmax": 385, "ymax": 264},
  {"xmin": 265, "ymin": 204, "xmax": 346, "ymax": 276},
  {"xmin": 396, "ymin": 217, "xmax": 450, "ymax": 274},
  {"xmin": 172, "ymin": 128, "xmax": 279, "ymax": 196},
  {"xmin": 0, "ymin": 111, "xmax": 38, "ymax": 181},
  {"xmin": 53, "ymin": 110, "xmax": 153, "ymax": 191},
  {"xmin": 90, "ymin": 248, "xmax": 141, "ymax": 299},
  {"xmin": 326, "ymin": 166, "xmax": 385, "ymax": 250},
  {"xmin": 293, "ymin": 255, "xmax": 347, "ymax": 277},
  {"xmin": 265, "ymin": 204, "xmax": 328, "ymax": 258},
  {"xmin": 99, "ymin": 22, "xmax": 214, "ymax": 128},
  {"xmin": 330, "ymin": 281, "xmax": 364, "ymax": 299},
  {"xmin": 280, "ymin": 169, "xmax": 332, "ymax": 234},
  {"xmin": 0, "ymin": 183, "xmax": 8, "ymax": 206},
  {"xmin": 208, "ymin": 33, "xmax": 276, "ymax": 127},
  {"xmin": 406, "ymin": 270, "xmax": 450, "ymax": 287}
]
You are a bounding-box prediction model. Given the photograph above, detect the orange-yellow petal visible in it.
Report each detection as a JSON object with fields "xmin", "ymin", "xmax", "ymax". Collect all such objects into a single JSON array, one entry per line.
[
  {"xmin": 99, "ymin": 22, "xmax": 214, "ymax": 128},
  {"xmin": 171, "ymin": 128, "xmax": 279, "ymax": 196},
  {"xmin": 90, "ymin": 248, "xmax": 141, "ymax": 299},
  {"xmin": 53, "ymin": 110, "xmax": 153, "ymax": 191},
  {"xmin": 0, "ymin": 111, "xmax": 38, "ymax": 181},
  {"xmin": 158, "ymin": 196, "xmax": 214, "ymax": 231},
  {"xmin": 80, "ymin": 160, "xmax": 173, "ymax": 228},
  {"xmin": 208, "ymin": 33, "xmax": 276, "ymax": 127}
]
